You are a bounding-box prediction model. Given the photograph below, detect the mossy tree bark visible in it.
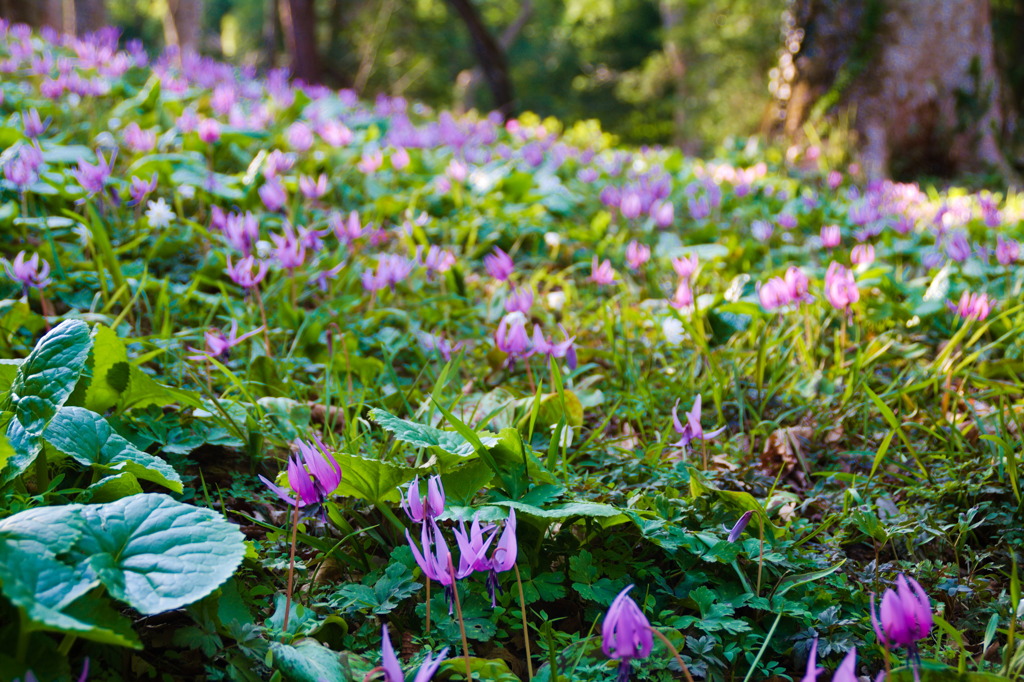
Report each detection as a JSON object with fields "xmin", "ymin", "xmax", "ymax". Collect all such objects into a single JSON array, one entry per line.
[{"xmin": 776, "ymin": 0, "xmax": 1013, "ymax": 179}]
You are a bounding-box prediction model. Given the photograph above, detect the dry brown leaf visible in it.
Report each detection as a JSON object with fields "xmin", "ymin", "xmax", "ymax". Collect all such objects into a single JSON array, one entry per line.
[{"xmin": 760, "ymin": 426, "xmax": 813, "ymax": 488}]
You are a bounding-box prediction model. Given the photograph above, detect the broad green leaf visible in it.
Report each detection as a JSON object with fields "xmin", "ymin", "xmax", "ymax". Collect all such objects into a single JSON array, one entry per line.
[
  {"xmin": 370, "ymin": 407, "xmax": 498, "ymax": 458},
  {"xmin": 888, "ymin": 664, "xmax": 1011, "ymax": 682},
  {"xmin": 121, "ymin": 365, "xmax": 203, "ymax": 411},
  {"xmin": 332, "ymin": 451, "xmax": 417, "ymax": 504},
  {"xmin": 0, "ymin": 359, "xmax": 22, "ymax": 396},
  {"xmin": 69, "ymin": 494, "xmax": 246, "ymax": 615},
  {"xmin": 81, "ymin": 472, "xmax": 145, "ymax": 503},
  {"xmin": 7, "ymin": 319, "xmax": 92, "ymax": 435},
  {"xmin": 268, "ymin": 640, "xmax": 344, "ymax": 682},
  {"xmin": 43, "ymin": 407, "xmax": 183, "ymax": 493},
  {"xmin": 515, "ymin": 390, "xmax": 584, "ymax": 431},
  {"xmin": 461, "ymin": 657, "xmax": 521, "ymax": 682},
  {"xmin": 773, "ymin": 561, "xmax": 845, "ymax": 598},
  {"xmin": 83, "ymin": 324, "xmax": 130, "ymax": 414},
  {"xmin": 1, "ymin": 412, "xmax": 42, "ymax": 483}
]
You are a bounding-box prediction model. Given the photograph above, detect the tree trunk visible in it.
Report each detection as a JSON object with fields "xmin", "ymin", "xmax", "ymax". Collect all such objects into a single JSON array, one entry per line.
[
  {"xmin": 278, "ymin": 0, "xmax": 321, "ymax": 83},
  {"xmin": 444, "ymin": 0, "xmax": 515, "ymax": 117},
  {"xmin": 659, "ymin": 0, "xmax": 688, "ymax": 150},
  {"xmin": 73, "ymin": 0, "xmax": 106, "ymax": 35},
  {"xmin": 453, "ymin": 0, "xmax": 531, "ymax": 114},
  {"xmin": 777, "ymin": 0, "xmax": 1013, "ymax": 179},
  {"xmin": 163, "ymin": 0, "xmax": 202, "ymax": 54},
  {"xmin": 0, "ymin": 0, "xmax": 62, "ymax": 29}
]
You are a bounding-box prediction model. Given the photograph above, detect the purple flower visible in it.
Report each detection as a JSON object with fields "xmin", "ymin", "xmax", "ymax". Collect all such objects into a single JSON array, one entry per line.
[
  {"xmin": 401, "ymin": 476, "xmax": 446, "ymax": 523},
  {"xmin": 946, "ymin": 231, "xmax": 971, "ymax": 263},
  {"xmin": 188, "ymin": 320, "xmax": 263, "ymax": 361},
  {"xmin": 198, "ymin": 118, "xmax": 221, "ymax": 144},
  {"xmin": 496, "ymin": 312, "xmax": 531, "ymax": 364},
  {"xmin": 259, "ymin": 436, "xmax": 342, "ymax": 510},
  {"xmin": 270, "ymin": 223, "xmax": 307, "ymax": 270},
  {"xmin": 223, "ymin": 211, "xmax": 260, "ymax": 255},
  {"xmin": 602, "ymin": 585, "xmax": 653, "ymax": 682},
  {"xmin": 21, "ymin": 108, "xmax": 49, "ymax": 138},
  {"xmin": 380, "ymin": 624, "xmax": 448, "ymax": 682},
  {"xmin": 832, "ymin": 648, "xmax": 858, "ymax": 682},
  {"xmin": 947, "ymin": 291, "xmax": 993, "ymax": 322},
  {"xmin": 620, "ymin": 192, "xmax": 642, "ymax": 219},
  {"xmin": 728, "ymin": 511, "xmax": 753, "ymax": 542},
  {"xmin": 453, "ymin": 514, "xmax": 498, "ymax": 576},
  {"xmin": 670, "ymin": 281, "xmax": 694, "ymax": 310},
  {"xmin": 758, "ymin": 277, "xmax": 789, "ymax": 312},
  {"xmin": 4, "ymin": 157, "xmax": 35, "ymax": 189},
  {"xmin": 390, "ymin": 147, "xmax": 410, "ymax": 170},
  {"xmin": 286, "ymin": 122, "xmax": 314, "ymax": 151},
  {"xmin": 5, "ymin": 251, "xmax": 51, "ymax": 292},
  {"xmin": 419, "ymin": 245, "xmax": 455, "ymax": 277},
  {"xmin": 671, "ymin": 394, "xmax": 726, "ymax": 454},
  {"xmin": 784, "ymin": 266, "xmax": 813, "ymax": 305},
  {"xmin": 802, "ymin": 639, "xmax": 823, "ymax": 682},
  {"xmin": 824, "ymin": 262, "xmax": 859, "ymax": 312},
  {"xmin": 821, "ymin": 225, "xmax": 841, "ymax": 249},
  {"xmin": 871, "ymin": 574, "xmax": 933, "ymax": 650},
  {"xmin": 625, "ymin": 241, "xmax": 650, "ymax": 271},
  {"xmin": 778, "ymin": 213, "xmax": 798, "ymax": 230},
  {"xmin": 332, "ymin": 210, "xmax": 366, "ymax": 243},
  {"xmin": 298, "ymin": 173, "xmax": 328, "ymax": 200},
  {"xmin": 259, "ymin": 179, "xmax": 287, "ymax": 212},
  {"xmin": 358, "ymin": 150, "xmax": 384, "ymax": 174},
  {"xmin": 997, "ymin": 235, "xmax": 1020, "ymax": 266},
  {"xmin": 319, "ymin": 119, "xmax": 353, "ymax": 146},
  {"xmin": 590, "ymin": 257, "xmax": 617, "ymax": 285},
  {"xmin": 651, "ymin": 200, "xmax": 675, "ymax": 227},
  {"xmin": 484, "ymin": 247, "xmax": 515, "ymax": 281},
  {"xmin": 406, "ymin": 520, "xmax": 458, "ymax": 609},
  {"xmin": 123, "ymin": 122, "xmax": 156, "ymax": 153},
  {"xmin": 827, "ymin": 170, "xmax": 843, "ymax": 189},
  {"xmin": 850, "ymin": 243, "xmax": 875, "ymax": 266},
  {"xmin": 484, "ymin": 509, "xmax": 518, "ymax": 606},
  {"xmin": 419, "ymin": 332, "xmax": 464, "ymax": 361},
  {"xmin": 264, "ymin": 150, "xmax": 296, "ymax": 178},
  {"xmin": 687, "ymin": 195, "xmax": 709, "ymax": 221},
  {"xmin": 74, "ymin": 151, "xmax": 112, "ymax": 195},
  {"xmin": 752, "ymin": 219, "xmax": 773, "ymax": 242},
  {"xmin": 128, "ymin": 174, "xmax": 158, "ymax": 205},
  {"xmin": 362, "ymin": 254, "xmax": 414, "ymax": 292},
  {"xmin": 671, "ymin": 254, "xmax": 699, "ymax": 281},
  {"xmin": 505, "ymin": 287, "xmax": 533, "ymax": 314},
  {"xmin": 531, "ymin": 324, "xmax": 578, "ymax": 369},
  {"xmin": 225, "ymin": 255, "xmax": 269, "ymax": 289}
]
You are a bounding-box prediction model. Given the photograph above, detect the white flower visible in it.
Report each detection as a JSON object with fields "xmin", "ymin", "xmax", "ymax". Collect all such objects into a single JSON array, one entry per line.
[
  {"xmin": 544, "ymin": 232, "xmax": 561, "ymax": 249},
  {"xmin": 145, "ymin": 198, "xmax": 175, "ymax": 229},
  {"xmin": 178, "ymin": 185, "xmax": 196, "ymax": 199},
  {"xmin": 546, "ymin": 291, "xmax": 566, "ymax": 311},
  {"xmin": 662, "ymin": 317, "xmax": 685, "ymax": 345}
]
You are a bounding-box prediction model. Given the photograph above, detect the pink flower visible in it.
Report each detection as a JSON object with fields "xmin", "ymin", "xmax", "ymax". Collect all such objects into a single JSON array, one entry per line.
[
  {"xmin": 259, "ymin": 179, "xmax": 287, "ymax": 212},
  {"xmin": 850, "ymin": 243, "xmax": 875, "ymax": 267},
  {"xmin": 870, "ymin": 574, "xmax": 933, "ymax": 650},
  {"xmin": 671, "ymin": 254, "xmax": 699, "ymax": 281},
  {"xmin": 5, "ymin": 251, "xmax": 51, "ymax": 291},
  {"xmin": 820, "ymin": 225, "xmax": 841, "ymax": 249},
  {"xmin": 225, "ymin": 255, "xmax": 269, "ymax": 289},
  {"xmin": 824, "ymin": 262, "xmax": 859, "ymax": 311},
  {"xmin": 390, "ymin": 147, "xmax": 410, "ymax": 170},
  {"xmin": 996, "ymin": 235, "xmax": 1020, "ymax": 266},
  {"xmin": 358, "ymin": 150, "xmax": 383, "ymax": 174},
  {"xmin": 590, "ymin": 257, "xmax": 617, "ymax": 285},
  {"xmin": 484, "ymin": 247, "xmax": 515, "ymax": 282},
  {"xmin": 198, "ymin": 118, "xmax": 221, "ymax": 144},
  {"xmin": 651, "ymin": 200, "xmax": 674, "ymax": 228},
  {"xmin": 758, "ymin": 277, "xmax": 789, "ymax": 311},
  {"xmin": 625, "ymin": 240, "xmax": 650, "ymax": 270},
  {"xmin": 948, "ymin": 291, "xmax": 993, "ymax": 321},
  {"xmin": 299, "ymin": 173, "xmax": 328, "ymax": 200},
  {"xmin": 505, "ymin": 287, "xmax": 533, "ymax": 313},
  {"xmin": 495, "ymin": 312, "xmax": 530, "ymax": 364}
]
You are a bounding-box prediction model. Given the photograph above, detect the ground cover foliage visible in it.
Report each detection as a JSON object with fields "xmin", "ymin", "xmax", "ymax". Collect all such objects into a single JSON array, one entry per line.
[{"xmin": 0, "ymin": 22, "xmax": 1023, "ymax": 682}]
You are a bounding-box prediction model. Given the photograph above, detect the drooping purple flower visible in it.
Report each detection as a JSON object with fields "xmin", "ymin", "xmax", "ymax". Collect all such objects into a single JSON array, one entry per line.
[
  {"xmin": 531, "ymin": 325, "xmax": 578, "ymax": 369},
  {"xmin": 827, "ymin": 170, "xmax": 843, "ymax": 190},
  {"xmin": 298, "ymin": 173, "xmax": 328, "ymax": 200},
  {"xmin": 453, "ymin": 514, "xmax": 498, "ymax": 577},
  {"xmin": 5, "ymin": 251, "xmax": 51, "ymax": 292},
  {"xmin": 223, "ymin": 211, "xmax": 260, "ymax": 255},
  {"xmin": 128, "ymin": 174, "xmax": 158, "ymax": 205},
  {"xmin": 620, "ymin": 191, "xmax": 642, "ymax": 220},
  {"xmin": 505, "ymin": 287, "xmax": 533, "ymax": 314},
  {"xmin": 401, "ymin": 476, "xmax": 446, "ymax": 523},
  {"xmin": 996, "ymin": 235, "xmax": 1019, "ymax": 266},
  {"xmin": 850, "ymin": 243, "xmax": 875, "ymax": 267},
  {"xmin": 319, "ymin": 119, "xmax": 353, "ymax": 146},
  {"xmin": 264, "ymin": 150, "xmax": 296, "ymax": 179},
  {"xmin": 259, "ymin": 436, "xmax": 342, "ymax": 510},
  {"xmin": 671, "ymin": 254, "xmax": 699, "ymax": 281},
  {"xmin": 947, "ymin": 291, "xmax": 993, "ymax": 322},
  {"xmin": 651, "ymin": 200, "xmax": 675, "ymax": 227},
  {"xmin": 74, "ymin": 151, "xmax": 112, "ymax": 196},
  {"xmin": 946, "ymin": 231, "xmax": 971, "ymax": 263},
  {"xmin": 802, "ymin": 639, "xmax": 823, "ymax": 682},
  {"xmin": 484, "ymin": 247, "xmax": 515, "ymax": 282},
  {"xmin": 406, "ymin": 520, "xmax": 458, "ymax": 610},
  {"xmin": 21, "ymin": 108, "xmax": 49, "ymax": 138},
  {"xmin": 687, "ymin": 195, "xmax": 710, "ymax": 221},
  {"xmin": 419, "ymin": 332, "xmax": 464, "ymax": 361},
  {"xmin": 419, "ymin": 245, "xmax": 456, "ymax": 277},
  {"xmin": 784, "ymin": 266, "xmax": 813, "ymax": 305},
  {"xmin": 123, "ymin": 122, "xmax": 156, "ymax": 153},
  {"xmin": 270, "ymin": 223, "xmax": 308, "ymax": 271},
  {"xmin": 758, "ymin": 277, "xmax": 789, "ymax": 311},
  {"xmin": 602, "ymin": 585, "xmax": 653, "ymax": 682},
  {"xmin": 4, "ymin": 157, "xmax": 36, "ymax": 189},
  {"xmin": 871, "ymin": 574, "xmax": 933, "ymax": 650},
  {"xmin": 259, "ymin": 179, "xmax": 287, "ymax": 212},
  {"xmin": 331, "ymin": 210, "xmax": 366, "ymax": 243},
  {"xmin": 821, "ymin": 225, "xmax": 841, "ymax": 249},
  {"xmin": 590, "ymin": 257, "xmax": 617, "ymax": 285},
  {"xmin": 778, "ymin": 212, "xmax": 798, "ymax": 230},
  {"xmin": 482, "ymin": 509, "xmax": 518, "ymax": 606},
  {"xmin": 728, "ymin": 511, "xmax": 753, "ymax": 542},
  {"xmin": 198, "ymin": 118, "xmax": 221, "ymax": 144},
  {"xmin": 824, "ymin": 262, "xmax": 859, "ymax": 312},
  {"xmin": 188, "ymin": 320, "xmax": 264, "ymax": 361},
  {"xmin": 625, "ymin": 241, "xmax": 651, "ymax": 271},
  {"xmin": 358, "ymin": 150, "xmax": 384, "ymax": 174},
  {"xmin": 379, "ymin": 624, "xmax": 448, "ymax": 682},
  {"xmin": 670, "ymin": 280, "xmax": 694, "ymax": 310},
  {"xmin": 496, "ymin": 312, "xmax": 531, "ymax": 365},
  {"xmin": 286, "ymin": 121, "xmax": 314, "ymax": 151},
  {"xmin": 225, "ymin": 255, "xmax": 269, "ymax": 289},
  {"xmin": 831, "ymin": 648, "xmax": 858, "ymax": 682},
  {"xmin": 671, "ymin": 394, "xmax": 726, "ymax": 454},
  {"xmin": 390, "ymin": 147, "xmax": 410, "ymax": 170}
]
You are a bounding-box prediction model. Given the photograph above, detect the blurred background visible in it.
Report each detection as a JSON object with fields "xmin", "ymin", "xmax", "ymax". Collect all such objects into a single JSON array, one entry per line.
[{"xmin": 2, "ymin": 0, "xmax": 1024, "ymax": 176}]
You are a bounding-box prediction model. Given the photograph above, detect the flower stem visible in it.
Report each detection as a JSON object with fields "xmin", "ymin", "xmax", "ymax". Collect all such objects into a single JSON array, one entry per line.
[
  {"xmin": 649, "ymin": 627, "xmax": 694, "ymax": 682},
  {"xmin": 283, "ymin": 499, "xmax": 300, "ymax": 634},
  {"xmin": 425, "ymin": 578, "xmax": 432, "ymax": 632},
  {"xmin": 513, "ymin": 563, "xmax": 534, "ymax": 680},
  {"xmin": 448, "ymin": 556, "xmax": 472, "ymax": 680},
  {"xmin": 254, "ymin": 287, "xmax": 272, "ymax": 358}
]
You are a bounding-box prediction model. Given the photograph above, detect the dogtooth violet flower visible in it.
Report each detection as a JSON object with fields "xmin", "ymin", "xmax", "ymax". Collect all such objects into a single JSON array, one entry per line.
[
  {"xmin": 870, "ymin": 574, "xmax": 933, "ymax": 650},
  {"xmin": 672, "ymin": 393, "xmax": 726, "ymax": 454},
  {"xmin": 259, "ymin": 436, "xmax": 342, "ymax": 514},
  {"xmin": 948, "ymin": 291, "xmax": 993, "ymax": 321},
  {"xmin": 401, "ymin": 475, "xmax": 445, "ymax": 523},
  {"xmin": 821, "ymin": 224, "xmax": 841, "ymax": 248},
  {"xmin": 671, "ymin": 254, "xmax": 699, "ymax": 281},
  {"xmin": 188, "ymin": 320, "xmax": 264, "ymax": 361},
  {"xmin": 824, "ymin": 262, "xmax": 859, "ymax": 312},
  {"xmin": 74, "ymin": 150, "xmax": 112, "ymax": 195},
  {"xmin": 378, "ymin": 624, "xmax": 447, "ymax": 682},
  {"xmin": 484, "ymin": 509, "xmax": 517, "ymax": 605},
  {"xmin": 6, "ymin": 251, "xmax": 51, "ymax": 292},
  {"xmin": 484, "ymin": 246, "xmax": 515, "ymax": 281},
  {"xmin": 128, "ymin": 174, "xmax": 157, "ymax": 205},
  {"xmin": 602, "ymin": 585, "xmax": 653, "ymax": 682},
  {"xmin": 505, "ymin": 286, "xmax": 534, "ymax": 313},
  {"xmin": 996, "ymin": 235, "xmax": 1019, "ymax": 265},
  {"xmin": 850, "ymin": 243, "xmax": 875, "ymax": 266},
  {"xmin": 226, "ymin": 255, "xmax": 269, "ymax": 289},
  {"xmin": 831, "ymin": 648, "xmax": 858, "ymax": 682},
  {"xmin": 626, "ymin": 240, "xmax": 651, "ymax": 270},
  {"xmin": 728, "ymin": 511, "xmax": 754, "ymax": 542},
  {"xmin": 802, "ymin": 639, "xmax": 823, "ymax": 682},
  {"xmin": 496, "ymin": 312, "xmax": 531, "ymax": 365},
  {"xmin": 531, "ymin": 324, "xmax": 578, "ymax": 370},
  {"xmin": 590, "ymin": 256, "xmax": 617, "ymax": 285},
  {"xmin": 406, "ymin": 520, "xmax": 460, "ymax": 612}
]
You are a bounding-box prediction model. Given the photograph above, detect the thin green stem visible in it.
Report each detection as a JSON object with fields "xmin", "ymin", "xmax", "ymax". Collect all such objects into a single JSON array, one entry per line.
[
  {"xmin": 283, "ymin": 500, "xmax": 300, "ymax": 634},
  {"xmin": 448, "ymin": 556, "xmax": 473, "ymax": 681},
  {"xmin": 513, "ymin": 563, "xmax": 534, "ymax": 680}
]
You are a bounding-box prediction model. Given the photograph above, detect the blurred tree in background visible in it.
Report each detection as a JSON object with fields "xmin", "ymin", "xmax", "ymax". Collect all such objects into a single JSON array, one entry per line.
[{"xmin": 4, "ymin": 0, "xmax": 1024, "ymax": 165}]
